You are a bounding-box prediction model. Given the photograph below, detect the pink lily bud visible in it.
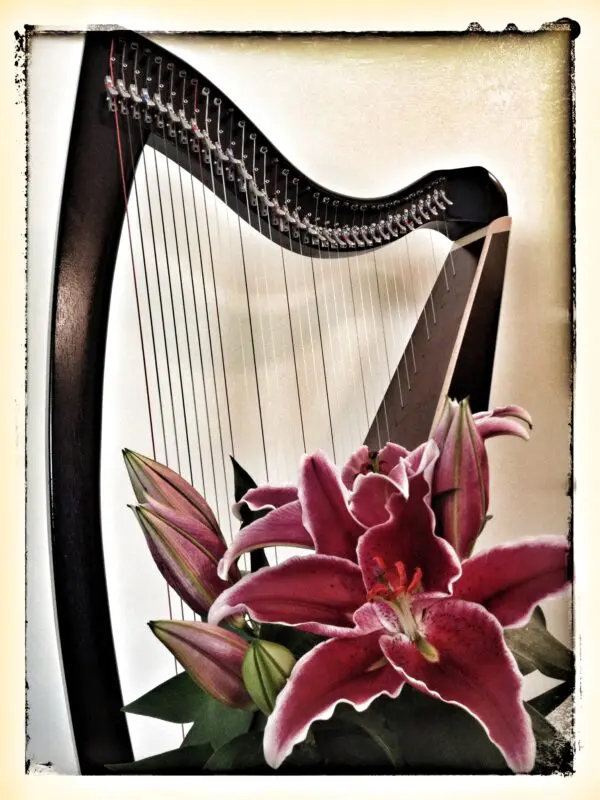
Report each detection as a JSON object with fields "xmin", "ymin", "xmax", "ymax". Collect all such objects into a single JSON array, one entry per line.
[
  {"xmin": 432, "ymin": 398, "xmax": 532, "ymax": 560},
  {"xmin": 149, "ymin": 620, "xmax": 255, "ymax": 709},
  {"xmin": 132, "ymin": 503, "xmax": 239, "ymax": 617},
  {"xmin": 123, "ymin": 449, "xmax": 224, "ymax": 544}
]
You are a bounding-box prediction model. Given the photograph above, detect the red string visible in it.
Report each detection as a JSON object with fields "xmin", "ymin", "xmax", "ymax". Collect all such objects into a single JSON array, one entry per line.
[{"xmin": 108, "ymin": 41, "xmax": 176, "ymax": 631}]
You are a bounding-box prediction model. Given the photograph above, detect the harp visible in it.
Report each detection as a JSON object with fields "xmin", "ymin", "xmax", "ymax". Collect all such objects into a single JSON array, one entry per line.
[{"xmin": 48, "ymin": 30, "xmax": 511, "ymax": 773}]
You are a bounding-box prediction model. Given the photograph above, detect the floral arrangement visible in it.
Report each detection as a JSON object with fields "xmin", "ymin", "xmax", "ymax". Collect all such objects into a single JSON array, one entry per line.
[{"xmin": 109, "ymin": 398, "xmax": 573, "ymax": 775}]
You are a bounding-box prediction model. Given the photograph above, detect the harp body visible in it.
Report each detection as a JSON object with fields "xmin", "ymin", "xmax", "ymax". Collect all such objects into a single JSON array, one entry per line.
[{"xmin": 48, "ymin": 31, "xmax": 512, "ymax": 773}]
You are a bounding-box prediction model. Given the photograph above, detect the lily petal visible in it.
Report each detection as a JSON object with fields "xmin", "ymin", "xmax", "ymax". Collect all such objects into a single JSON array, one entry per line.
[
  {"xmin": 350, "ymin": 472, "xmax": 403, "ymax": 528},
  {"xmin": 149, "ymin": 620, "xmax": 253, "ymax": 709},
  {"xmin": 299, "ymin": 452, "xmax": 365, "ymax": 561},
  {"xmin": 402, "ymin": 439, "xmax": 440, "ymax": 489},
  {"xmin": 209, "ymin": 555, "xmax": 366, "ymax": 637},
  {"xmin": 263, "ymin": 633, "xmax": 405, "ymax": 768},
  {"xmin": 123, "ymin": 449, "xmax": 221, "ymax": 539},
  {"xmin": 218, "ymin": 501, "xmax": 313, "ymax": 580},
  {"xmin": 341, "ymin": 445, "xmax": 371, "ymax": 490},
  {"xmin": 474, "ymin": 417, "xmax": 532, "ymax": 441},
  {"xmin": 376, "ymin": 442, "xmax": 410, "ymax": 472},
  {"xmin": 357, "ymin": 477, "xmax": 461, "ymax": 595},
  {"xmin": 380, "ymin": 599, "xmax": 535, "ymax": 773},
  {"xmin": 241, "ymin": 485, "xmax": 299, "ymax": 510},
  {"xmin": 451, "ymin": 536, "xmax": 571, "ymax": 628},
  {"xmin": 474, "ymin": 403, "xmax": 533, "ymax": 429},
  {"xmin": 385, "ymin": 460, "xmax": 410, "ymax": 498},
  {"xmin": 431, "ymin": 397, "xmax": 458, "ymax": 450},
  {"xmin": 341, "ymin": 443, "xmax": 409, "ymax": 491}
]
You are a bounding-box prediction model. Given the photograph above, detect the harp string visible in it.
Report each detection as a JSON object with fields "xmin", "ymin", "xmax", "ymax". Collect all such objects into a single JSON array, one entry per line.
[
  {"xmin": 195, "ymin": 88, "xmax": 238, "ymax": 551},
  {"xmin": 324, "ymin": 201, "xmax": 355, "ymax": 455},
  {"xmin": 110, "ymin": 45, "xmax": 188, "ymax": 726},
  {"xmin": 402, "ymin": 233, "xmax": 419, "ymax": 374},
  {"xmin": 183, "ymin": 129, "xmax": 220, "ymax": 507},
  {"xmin": 258, "ymin": 161, "xmax": 290, "ymax": 491},
  {"xmin": 136, "ymin": 119, "xmax": 181, "ymax": 472},
  {"xmin": 147, "ymin": 138, "xmax": 191, "ymax": 625},
  {"xmin": 407, "ymin": 235, "xmax": 430, "ymax": 342},
  {"xmin": 249, "ymin": 134, "xmax": 279, "ymax": 482},
  {"xmin": 351, "ymin": 216, "xmax": 381, "ymax": 450},
  {"xmin": 359, "ymin": 209, "xmax": 390, "ymax": 445},
  {"xmin": 317, "ymin": 197, "xmax": 345, "ymax": 458},
  {"xmin": 310, "ymin": 193, "xmax": 336, "ymax": 460},
  {"xmin": 236, "ymin": 121, "xmax": 270, "ymax": 481},
  {"xmin": 267, "ymin": 158, "xmax": 307, "ymax": 453},
  {"xmin": 295, "ymin": 191, "xmax": 324, "ymax": 451},
  {"xmin": 434, "ymin": 227, "xmax": 451, "ymax": 292},
  {"xmin": 372, "ymin": 250, "xmax": 392, "ymax": 443},
  {"xmin": 331, "ymin": 209, "xmax": 364, "ymax": 451},
  {"xmin": 377, "ymin": 238, "xmax": 405, "ymax": 410},
  {"xmin": 345, "ymin": 212, "xmax": 372, "ymax": 447},
  {"xmin": 158, "ymin": 121, "xmax": 198, "ymax": 486},
  {"xmin": 172, "ymin": 125, "xmax": 209, "ymax": 494},
  {"xmin": 125, "ymin": 114, "xmax": 169, "ymax": 463},
  {"xmin": 427, "ymin": 232, "xmax": 439, "ymax": 324}
]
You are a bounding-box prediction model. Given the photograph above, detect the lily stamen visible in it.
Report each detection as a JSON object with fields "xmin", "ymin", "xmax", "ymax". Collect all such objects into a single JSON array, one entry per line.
[{"xmin": 368, "ymin": 556, "xmax": 435, "ymax": 660}]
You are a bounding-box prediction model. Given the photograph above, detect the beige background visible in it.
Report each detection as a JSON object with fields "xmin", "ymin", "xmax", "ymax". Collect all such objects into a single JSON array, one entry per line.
[{"xmin": 2, "ymin": 1, "xmax": 599, "ymax": 798}]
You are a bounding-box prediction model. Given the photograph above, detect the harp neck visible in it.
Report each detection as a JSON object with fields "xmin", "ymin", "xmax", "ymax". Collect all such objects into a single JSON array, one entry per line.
[{"xmin": 102, "ymin": 30, "xmax": 508, "ymax": 254}]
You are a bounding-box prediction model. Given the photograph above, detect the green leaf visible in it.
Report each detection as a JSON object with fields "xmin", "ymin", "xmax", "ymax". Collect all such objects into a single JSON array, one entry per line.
[
  {"xmin": 181, "ymin": 699, "xmax": 253, "ymax": 750},
  {"xmin": 106, "ymin": 743, "xmax": 213, "ymax": 775},
  {"xmin": 230, "ymin": 456, "xmax": 257, "ymax": 502},
  {"xmin": 204, "ymin": 730, "xmax": 268, "ymax": 772},
  {"xmin": 333, "ymin": 703, "xmax": 402, "ymax": 768},
  {"xmin": 124, "ymin": 670, "xmax": 254, "ymax": 751},
  {"xmin": 312, "ymin": 703, "xmax": 402, "ymax": 772},
  {"xmin": 525, "ymin": 702, "xmax": 573, "ymax": 774},
  {"xmin": 122, "ymin": 671, "xmax": 208, "ymax": 723},
  {"xmin": 229, "ymin": 456, "xmax": 270, "ymax": 572},
  {"xmin": 362, "ymin": 688, "xmax": 509, "ymax": 773},
  {"xmin": 205, "ymin": 729, "xmax": 323, "ymax": 773},
  {"xmin": 528, "ymin": 680, "xmax": 575, "ymax": 717},
  {"xmin": 505, "ymin": 607, "xmax": 574, "ymax": 681}
]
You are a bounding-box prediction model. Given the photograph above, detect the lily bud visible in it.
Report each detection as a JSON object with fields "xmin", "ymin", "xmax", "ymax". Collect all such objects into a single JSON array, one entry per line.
[
  {"xmin": 242, "ymin": 639, "xmax": 296, "ymax": 716},
  {"xmin": 123, "ymin": 449, "xmax": 224, "ymax": 544},
  {"xmin": 149, "ymin": 620, "xmax": 255, "ymax": 709},
  {"xmin": 132, "ymin": 503, "xmax": 239, "ymax": 617},
  {"xmin": 432, "ymin": 397, "xmax": 532, "ymax": 560}
]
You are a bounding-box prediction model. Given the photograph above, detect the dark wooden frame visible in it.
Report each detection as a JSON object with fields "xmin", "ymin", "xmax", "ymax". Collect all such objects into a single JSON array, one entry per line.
[{"xmin": 48, "ymin": 30, "xmax": 510, "ymax": 773}]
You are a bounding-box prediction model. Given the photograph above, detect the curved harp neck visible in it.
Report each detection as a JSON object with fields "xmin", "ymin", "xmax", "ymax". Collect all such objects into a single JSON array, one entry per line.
[{"xmin": 103, "ymin": 30, "xmax": 508, "ymax": 254}]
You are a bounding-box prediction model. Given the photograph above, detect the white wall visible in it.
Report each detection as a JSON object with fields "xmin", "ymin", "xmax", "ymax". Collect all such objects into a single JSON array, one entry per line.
[{"xmin": 26, "ymin": 31, "xmax": 572, "ymax": 772}]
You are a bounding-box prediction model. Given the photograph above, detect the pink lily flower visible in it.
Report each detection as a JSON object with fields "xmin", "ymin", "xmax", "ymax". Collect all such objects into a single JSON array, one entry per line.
[
  {"xmin": 218, "ymin": 451, "xmax": 366, "ymax": 580},
  {"xmin": 149, "ymin": 620, "xmax": 254, "ymax": 709},
  {"xmin": 432, "ymin": 398, "xmax": 532, "ymax": 559},
  {"xmin": 346, "ymin": 439, "xmax": 439, "ymax": 529},
  {"xmin": 341, "ymin": 398, "xmax": 533, "ymax": 560},
  {"xmin": 218, "ymin": 442, "xmax": 440, "ymax": 581},
  {"xmin": 208, "ymin": 478, "xmax": 569, "ymax": 773}
]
